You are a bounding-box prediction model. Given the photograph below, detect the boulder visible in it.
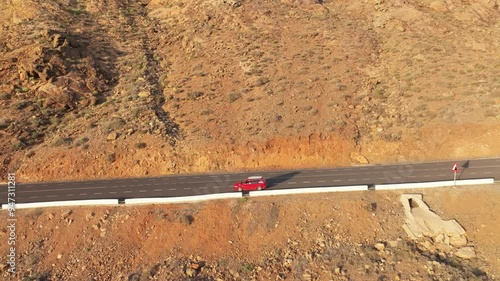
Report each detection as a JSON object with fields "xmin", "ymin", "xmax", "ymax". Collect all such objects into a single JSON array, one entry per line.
[
  {"xmin": 449, "ymin": 235, "xmax": 467, "ymax": 248},
  {"xmin": 434, "ymin": 242, "xmax": 452, "ymax": 253},
  {"xmin": 350, "ymin": 152, "xmax": 369, "ymax": 164},
  {"xmin": 386, "ymin": 240, "xmax": 400, "ymax": 248},
  {"xmin": 138, "ymin": 91, "xmax": 150, "ymax": 98},
  {"xmin": 429, "ymin": 1, "xmax": 449, "ymax": 12},
  {"xmin": 107, "ymin": 132, "xmax": 118, "ymax": 141},
  {"xmin": 37, "ymin": 82, "xmax": 76, "ymax": 109},
  {"xmin": 374, "ymin": 243, "xmax": 385, "ymax": 251},
  {"xmin": 60, "ymin": 210, "xmax": 72, "ymax": 220},
  {"xmin": 455, "ymin": 247, "xmax": 476, "ymax": 259},
  {"xmin": 185, "ymin": 268, "xmax": 196, "ymax": 277}
]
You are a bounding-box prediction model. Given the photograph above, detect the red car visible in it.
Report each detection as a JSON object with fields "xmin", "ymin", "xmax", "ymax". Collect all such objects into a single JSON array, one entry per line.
[{"xmin": 234, "ymin": 176, "xmax": 267, "ymax": 191}]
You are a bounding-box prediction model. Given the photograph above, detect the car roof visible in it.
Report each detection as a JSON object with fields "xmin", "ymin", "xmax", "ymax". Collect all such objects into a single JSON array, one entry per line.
[{"xmin": 247, "ymin": 176, "xmax": 263, "ymax": 179}]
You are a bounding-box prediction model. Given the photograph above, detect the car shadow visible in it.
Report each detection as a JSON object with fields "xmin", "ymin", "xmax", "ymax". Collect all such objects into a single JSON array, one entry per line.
[{"xmin": 266, "ymin": 171, "xmax": 301, "ymax": 188}]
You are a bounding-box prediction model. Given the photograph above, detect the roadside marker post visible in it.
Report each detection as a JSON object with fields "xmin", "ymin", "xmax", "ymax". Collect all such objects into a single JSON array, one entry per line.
[{"xmin": 451, "ymin": 163, "xmax": 459, "ymax": 187}]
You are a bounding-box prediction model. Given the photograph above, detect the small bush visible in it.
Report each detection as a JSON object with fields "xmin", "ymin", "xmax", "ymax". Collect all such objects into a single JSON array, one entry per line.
[
  {"xmin": 411, "ymin": 87, "xmax": 422, "ymax": 93},
  {"xmin": 0, "ymin": 92, "xmax": 11, "ymax": 100},
  {"xmin": 244, "ymin": 68, "xmax": 263, "ymax": 75},
  {"xmin": 373, "ymin": 87, "xmax": 386, "ymax": 99},
  {"xmin": 240, "ymin": 263, "xmax": 255, "ymax": 273},
  {"xmin": 0, "ymin": 119, "xmax": 10, "ymax": 130},
  {"xmin": 104, "ymin": 118, "xmax": 125, "ymax": 133},
  {"xmin": 32, "ymin": 118, "xmax": 49, "ymax": 127},
  {"xmin": 337, "ymin": 84, "xmax": 347, "ymax": 91},
  {"xmin": 187, "ymin": 91, "xmax": 203, "ymax": 100},
  {"xmin": 254, "ymin": 77, "xmax": 270, "ymax": 87},
  {"xmin": 15, "ymin": 86, "xmax": 29, "ymax": 93},
  {"xmin": 131, "ymin": 106, "xmax": 146, "ymax": 118},
  {"xmin": 107, "ymin": 153, "xmax": 116, "ymax": 163},
  {"xmin": 415, "ymin": 104, "xmax": 428, "ymax": 111},
  {"xmin": 76, "ymin": 137, "xmax": 89, "ymax": 146},
  {"xmin": 227, "ymin": 92, "xmax": 241, "ymax": 103},
  {"xmin": 68, "ymin": 7, "xmax": 84, "ymax": 15},
  {"xmin": 135, "ymin": 142, "xmax": 147, "ymax": 149},
  {"xmin": 52, "ymin": 137, "xmax": 73, "ymax": 147},
  {"xmin": 50, "ymin": 117, "xmax": 61, "ymax": 126},
  {"xmin": 13, "ymin": 101, "xmax": 29, "ymax": 110},
  {"xmin": 180, "ymin": 214, "xmax": 194, "ymax": 225},
  {"xmin": 200, "ymin": 109, "xmax": 213, "ymax": 115}
]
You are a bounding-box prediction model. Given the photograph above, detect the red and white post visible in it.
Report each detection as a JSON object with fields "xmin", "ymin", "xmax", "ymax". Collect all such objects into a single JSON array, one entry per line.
[{"xmin": 451, "ymin": 163, "xmax": 459, "ymax": 187}]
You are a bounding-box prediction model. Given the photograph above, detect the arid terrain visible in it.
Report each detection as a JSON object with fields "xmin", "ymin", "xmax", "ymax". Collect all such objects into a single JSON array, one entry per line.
[
  {"xmin": 0, "ymin": 184, "xmax": 499, "ymax": 280},
  {"xmin": 0, "ymin": 0, "xmax": 499, "ymax": 182},
  {"xmin": 0, "ymin": 0, "xmax": 499, "ymax": 280}
]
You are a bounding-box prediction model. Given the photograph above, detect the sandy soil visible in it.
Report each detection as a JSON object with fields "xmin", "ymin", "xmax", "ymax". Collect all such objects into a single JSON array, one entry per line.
[{"xmin": 0, "ymin": 184, "xmax": 498, "ymax": 280}]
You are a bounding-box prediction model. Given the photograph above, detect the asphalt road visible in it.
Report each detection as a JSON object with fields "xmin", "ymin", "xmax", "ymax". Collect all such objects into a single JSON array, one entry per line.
[{"xmin": 1, "ymin": 158, "xmax": 499, "ymax": 204}]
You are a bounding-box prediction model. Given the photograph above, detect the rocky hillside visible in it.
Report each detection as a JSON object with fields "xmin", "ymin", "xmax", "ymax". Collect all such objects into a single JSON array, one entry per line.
[{"xmin": 0, "ymin": 0, "xmax": 499, "ymax": 181}]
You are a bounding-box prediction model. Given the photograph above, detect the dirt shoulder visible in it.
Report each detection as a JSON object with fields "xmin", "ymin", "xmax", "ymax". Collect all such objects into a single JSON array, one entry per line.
[{"xmin": 0, "ymin": 184, "xmax": 498, "ymax": 280}]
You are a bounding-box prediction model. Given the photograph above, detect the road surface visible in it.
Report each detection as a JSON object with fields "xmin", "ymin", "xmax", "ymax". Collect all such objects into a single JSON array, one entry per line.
[{"xmin": 1, "ymin": 158, "xmax": 499, "ymax": 204}]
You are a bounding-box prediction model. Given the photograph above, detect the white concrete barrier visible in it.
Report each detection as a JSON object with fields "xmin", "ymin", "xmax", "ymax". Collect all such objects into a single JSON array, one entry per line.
[
  {"xmin": 124, "ymin": 193, "xmax": 242, "ymax": 205},
  {"xmin": 248, "ymin": 185, "xmax": 368, "ymax": 197},
  {"xmin": 375, "ymin": 178, "xmax": 495, "ymax": 190},
  {"xmin": 1, "ymin": 199, "xmax": 119, "ymax": 210}
]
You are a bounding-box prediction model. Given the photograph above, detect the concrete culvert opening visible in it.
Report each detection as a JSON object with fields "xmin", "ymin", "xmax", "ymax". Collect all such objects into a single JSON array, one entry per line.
[
  {"xmin": 400, "ymin": 194, "xmax": 467, "ymax": 240},
  {"xmin": 408, "ymin": 198, "xmax": 418, "ymax": 209}
]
